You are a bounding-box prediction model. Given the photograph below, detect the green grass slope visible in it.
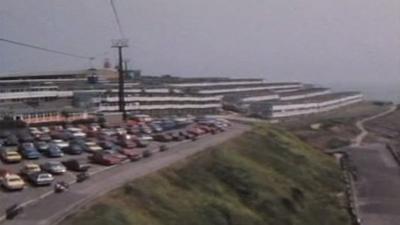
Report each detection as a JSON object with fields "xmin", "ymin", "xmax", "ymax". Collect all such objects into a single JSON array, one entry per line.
[{"xmin": 62, "ymin": 125, "xmax": 350, "ymax": 225}]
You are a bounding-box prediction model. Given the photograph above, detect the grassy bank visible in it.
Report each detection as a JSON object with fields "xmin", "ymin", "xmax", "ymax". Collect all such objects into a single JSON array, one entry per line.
[{"xmin": 62, "ymin": 125, "xmax": 350, "ymax": 225}]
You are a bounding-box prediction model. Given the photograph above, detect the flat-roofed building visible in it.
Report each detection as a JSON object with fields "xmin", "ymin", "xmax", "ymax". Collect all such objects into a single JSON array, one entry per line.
[{"xmin": 264, "ymin": 92, "xmax": 363, "ymax": 118}]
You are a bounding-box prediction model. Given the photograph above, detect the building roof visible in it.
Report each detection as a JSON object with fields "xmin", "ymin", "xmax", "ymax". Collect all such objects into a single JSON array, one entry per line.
[
  {"xmin": 279, "ymin": 88, "xmax": 330, "ymax": 97},
  {"xmin": 271, "ymin": 92, "xmax": 362, "ymax": 105},
  {"xmin": 0, "ymin": 99, "xmax": 84, "ymax": 115}
]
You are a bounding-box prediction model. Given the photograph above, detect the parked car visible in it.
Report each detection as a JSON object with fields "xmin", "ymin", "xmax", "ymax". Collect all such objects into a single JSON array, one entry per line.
[
  {"xmin": 20, "ymin": 163, "xmax": 41, "ymax": 176},
  {"xmin": 5, "ymin": 135, "xmax": 19, "ymax": 146},
  {"xmin": 41, "ymin": 161, "xmax": 67, "ymax": 175},
  {"xmin": 159, "ymin": 145, "xmax": 169, "ymax": 152},
  {"xmin": 62, "ymin": 159, "xmax": 90, "ymax": 172},
  {"xmin": 178, "ymin": 131, "xmax": 193, "ymax": 140},
  {"xmin": 138, "ymin": 134, "xmax": 153, "ymax": 141},
  {"xmin": 118, "ymin": 139, "xmax": 137, "ymax": 148},
  {"xmin": 27, "ymin": 172, "xmax": 54, "ymax": 186},
  {"xmin": 0, "ymin": 131, "xmax": 11, "ymax": 139},
  {"xmin": 98, "ymin": 141, "xmax": 118, "ymax": 150},
  {"xmin": 64, "ymin": 142, "xmax": 83, "ymax": 155},
  {"xmin": 169, "ymin": 133, "xmax": 184, "ymax": 142},
  {"xmin": 19, "ymin": 142, "xmax": 40, "ymax": 159},
  {"xmin": 18, "ymin": 132, "xmax": 34, "ymax": 142},
  {"xmin": 142, "ymin": 149, "xmax": 153, "ymax": 158},
  {"xmin": 118, "ymin": 148, "xmax": 142, "ymax": 161},
  {"xmin": 0, "ymin": 148, "xmax": 22, "ymax": 163},
  {"xmin": 133, "ymin": 139, "xmax": 149, "ymax": 148},
  {"xmin": 88, "ymin": 151, "xmax": 125, "ymax": 166},
  {"xmin": 84, "ymin": 141, "xmax": 103, "ymax": 153},
  {"xmin": 1, "ymin": 173, "xmax": 25, "ymax": 191},
  {"xmin": 37, "ymin": 134, "xmax": 52, "ymax": 142},
  {"xmin": 44, "ymin": 144, "xmax": 64, "ymax": 158},
  {"xmin": 52, "ymin": 139, "xmax": 69, "ymax": 150},
  {"xmin": 35, "ymin": 141, "xmax": 49, "ymax": 152},
  {"xmin": 153, "ymin": 134, "xmax": 173, "ymax": 142}
]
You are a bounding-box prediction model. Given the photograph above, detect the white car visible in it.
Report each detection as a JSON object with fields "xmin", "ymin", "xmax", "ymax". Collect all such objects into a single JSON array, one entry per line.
[
  {"xmin": 85, "ymin": 141, "xmax": 103, "ymax": 153},
  {"xmin": 138, "ymin": 134, "xmax": 153, "ymax": 141},
  {"xmin": 67, "ymin": 127, "xmax": 82, "ymax": 133},
  {"xmin": 40, "ymin": 126, "xmax": 50, "ymax": 133},
  {"xmin": 72, "ymin": 131, "xmax": 86, "ymax": 138},
  {"xmin": 52, "ymin": 139, "xmax": 69, "ymax": 149}
]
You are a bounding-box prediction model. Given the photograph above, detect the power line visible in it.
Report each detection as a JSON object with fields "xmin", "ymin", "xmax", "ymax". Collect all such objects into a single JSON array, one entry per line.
[
  {"xmin": 0, "ymin": 38, "xmax": 94, "ymax": 60},
  {"xmin": 110, "ymin": 0, "xmax": 125, "ymax": 38}
]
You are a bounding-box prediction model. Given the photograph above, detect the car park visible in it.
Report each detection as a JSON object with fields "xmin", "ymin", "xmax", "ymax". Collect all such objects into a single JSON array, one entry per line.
[
  {"xmin": 19, "ymin": 143, "xmax": 40, "ymax": 159},
  {"xmin": 41, "ymin": 161, "xmax": 67, "ymax": 175},
  {"xmin": 27, "ymin": 172, "xmax": 54, "ymax": 186},
  {"xmin": 21, "ymin": 163, "xmax": 41, "ymax": 176},
  {"xmin": 62, "ymin": 159, "xmax": 90, "ymax": 172},
  {"xmin": 0, "ymin": 147, "xmax": 22, "ymax": 163},
  {"xmin": 0, "ymin": 173, "xmax": 25, "ymax": 191}
]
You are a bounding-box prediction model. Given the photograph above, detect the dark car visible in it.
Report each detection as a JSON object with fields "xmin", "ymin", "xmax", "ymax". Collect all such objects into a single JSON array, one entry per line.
[
  {"xmin": 153, "ymin": 134, "xmax": 173, "ymax": 142},
  {"xmin": 5, "ymin": 135, "xmax": 19, "ymax": 146},
  {"xmin": 62, "ymin": 159, "xmax": 90, "ymax": 172},
  {"xmin": 0, "ymin": 131, "xmax": 11, "ymax": 139},
  {"xmin": 27, "ymin": 172, "xmax": 54, "ymax": 186},
  {"xmin": 18, "ymin": 132, "xmax": 34, "ymax": 142},
  {"xmin": 169, "ymin": 133, "xmax": 184, "ymax": 142},
  {"xmin": 159, "ymin": 145, "xmax": 169, "ymax": 152},
  {"xmin": 35, "ymin": 141, "xmax": 49, "ymax": 152},
  {"xmin": 99, "ymin": 141, "xmax": 119, "ymax": 151},
  {"xmin": 63, "ymin": 143, "xmax": 84, "ymax": 155},
  {"xmin": 179, "ymin": 131, "xmax": 194, "ymax": 140},
  {"xmin": 133, "ymin": 139, "xmax": 149, "ymax": 148},
  {"xmin": 142, "ymin": 149, "xmax": 153, "ymax": 158},
  {"xmin": 19, "ymin": 143, "xmax": 40, "ymax": 159},
  {"xmin": 44, "ymin": 144, "xmax": 64, "ymax": 158}
]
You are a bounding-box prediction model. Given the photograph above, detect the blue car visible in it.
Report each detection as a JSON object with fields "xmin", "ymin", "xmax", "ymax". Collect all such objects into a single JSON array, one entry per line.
[
  {"xmin": 19, "ymin": 142, "xmax": 40, "ymax": 159},
  {"xmin": 45, "ymin": 144, "xmax": 64, "ymax": 158}
]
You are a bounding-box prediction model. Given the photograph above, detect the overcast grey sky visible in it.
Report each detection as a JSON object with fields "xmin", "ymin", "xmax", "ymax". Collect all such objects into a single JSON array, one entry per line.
[{"xmin": 1, "ymin": 0, "xmax": 400, "ymax": 86}]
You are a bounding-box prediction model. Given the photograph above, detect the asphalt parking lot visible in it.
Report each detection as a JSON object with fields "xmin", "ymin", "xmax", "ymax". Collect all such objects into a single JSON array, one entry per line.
[
  {"xmin": 0, "ymin": 117, "xmax": 232, "ymax": 222},
  {"xmin": 0, "ymin": 121, "xmax": 247, "ymax": 225}
]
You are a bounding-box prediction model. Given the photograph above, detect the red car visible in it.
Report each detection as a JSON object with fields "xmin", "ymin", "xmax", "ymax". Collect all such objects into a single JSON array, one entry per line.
[
  {"xmin": 187, "ymin": 127, "xmax": 205, "ymax": 136},
  {"xmin": 119, "ymin": 148, "xmax": 142, "ymax": 161},
  {"xmin": 88, "ymin": 151, "xmax": 126, "ymax": 166}
]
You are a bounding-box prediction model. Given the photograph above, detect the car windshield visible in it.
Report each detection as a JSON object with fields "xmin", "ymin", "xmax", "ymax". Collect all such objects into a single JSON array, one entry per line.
[{"xmin": 8, "ymin": 177, "xmax": 21, "ymax": 182}]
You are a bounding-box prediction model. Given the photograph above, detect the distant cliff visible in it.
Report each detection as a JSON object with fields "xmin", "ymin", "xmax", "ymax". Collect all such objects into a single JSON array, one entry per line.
[{"xmin": 62, "ymin": 125, "xmax": 350, "ymax": 225}]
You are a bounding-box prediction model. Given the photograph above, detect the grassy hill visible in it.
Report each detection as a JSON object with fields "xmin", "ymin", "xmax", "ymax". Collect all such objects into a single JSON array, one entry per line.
[{"xmin": 62, "ymin": 124, "xmax": 350, "ymax": 225}]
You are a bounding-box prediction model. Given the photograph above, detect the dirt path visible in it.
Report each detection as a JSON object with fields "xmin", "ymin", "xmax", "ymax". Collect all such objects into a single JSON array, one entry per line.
[{"xmin": 352, "ymin": 105, "xmax": 397, "ymax": 146}]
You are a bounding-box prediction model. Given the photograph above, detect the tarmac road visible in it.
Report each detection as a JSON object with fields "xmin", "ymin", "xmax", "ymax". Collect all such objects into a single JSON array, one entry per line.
[
  {"xmin": 349, "ymin": 143, "xmax": 400, "ymax": 225},
  {"xmin": 2, "ymin": 123, "xmax": 250, "ymax": 225}
]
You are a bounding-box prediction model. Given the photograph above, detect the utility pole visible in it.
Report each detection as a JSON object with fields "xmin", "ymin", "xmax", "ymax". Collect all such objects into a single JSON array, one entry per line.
[{"xmin": 111, "ymin": 39, "xmax": 129, "ymax": 121}]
